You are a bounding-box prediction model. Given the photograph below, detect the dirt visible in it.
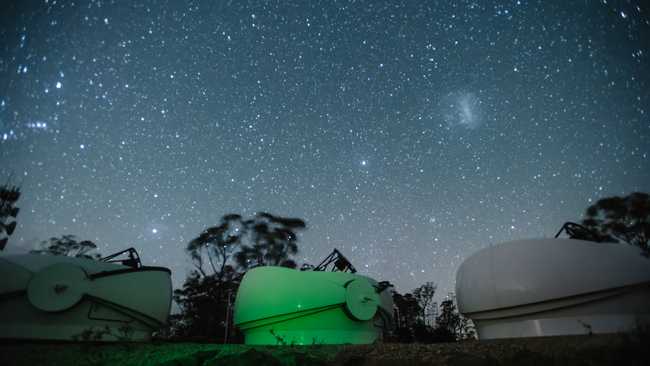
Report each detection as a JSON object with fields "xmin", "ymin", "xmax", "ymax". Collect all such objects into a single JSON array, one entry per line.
[{"xmin": 1, "ymin": 333, "xmax": 648, "ymax": 366}]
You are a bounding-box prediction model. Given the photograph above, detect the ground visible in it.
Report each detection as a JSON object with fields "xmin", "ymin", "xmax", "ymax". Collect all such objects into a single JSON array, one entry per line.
[{"xmin": 1, "ymin": 333, "xmax": 649, "ymax": 365}]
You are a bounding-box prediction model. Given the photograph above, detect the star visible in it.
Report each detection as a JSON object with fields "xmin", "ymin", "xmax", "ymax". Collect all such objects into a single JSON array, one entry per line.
[{"xmin": 0, "ymin": 0, "xmax": 647, "ymax": 302}]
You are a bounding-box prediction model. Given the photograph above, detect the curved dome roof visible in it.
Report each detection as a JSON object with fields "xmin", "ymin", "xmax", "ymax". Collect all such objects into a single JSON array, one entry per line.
[
  {"xmin": 234, "ymin": 266, "xmax": 394, "ymax": 345},
  {"xmin": 234, "ymin": 266, "xmax": 392, "ymax": 325},
  {"xmin": 0, "ymin": 254, "xmax": 129, "ymax": 296},
  {"xmin": 234, "ymin": 266, "xmax": 355, "ymax": 326},
  {"xmin": 0, "ymin": 253, "xmax": 172, "ymax": 341},
  {"xmin": 456, "ymin": 238, "xmax": 650, "ymax": 314}
]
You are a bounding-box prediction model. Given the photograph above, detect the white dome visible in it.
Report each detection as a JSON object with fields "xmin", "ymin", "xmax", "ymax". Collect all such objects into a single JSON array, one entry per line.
[
  {"xmin": 0, "ymin": 253, "xmax": 172, "ymax": 341},
  {"xmin": 456, "ymin": 238, "xmax": 650, "ymax": 314}
]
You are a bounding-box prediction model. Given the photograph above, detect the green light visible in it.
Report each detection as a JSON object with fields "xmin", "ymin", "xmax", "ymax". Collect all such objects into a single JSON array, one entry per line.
[{"xmin": 234, "ymin": 266, "xmax": 392, "ymax": 345}]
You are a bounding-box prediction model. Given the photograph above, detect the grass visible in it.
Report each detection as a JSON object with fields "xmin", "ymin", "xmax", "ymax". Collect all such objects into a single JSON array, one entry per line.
[{"xmin": 1, "ymin": 333, "xmax": 649, "ymax": 366}]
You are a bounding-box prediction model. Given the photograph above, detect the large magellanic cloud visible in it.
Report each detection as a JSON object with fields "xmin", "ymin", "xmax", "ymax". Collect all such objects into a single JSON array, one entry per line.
[{"xmin": 440, "ymin": 91, "xmax": 483, "ymax": 130}]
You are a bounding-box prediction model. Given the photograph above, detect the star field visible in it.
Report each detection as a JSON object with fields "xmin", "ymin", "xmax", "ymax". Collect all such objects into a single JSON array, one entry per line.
[{"xmin": 1, "ymin": 0, "xmax": 649, "ymax": 299}]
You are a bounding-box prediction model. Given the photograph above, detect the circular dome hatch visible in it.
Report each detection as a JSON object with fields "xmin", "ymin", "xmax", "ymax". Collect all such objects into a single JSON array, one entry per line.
[
  {"xmin": 27, "ymin": 263, "xmax": 89, "ymax": 312},
  {"xmin": 345, "ymin": 278, "xmax": 379, "ymax": 321}
]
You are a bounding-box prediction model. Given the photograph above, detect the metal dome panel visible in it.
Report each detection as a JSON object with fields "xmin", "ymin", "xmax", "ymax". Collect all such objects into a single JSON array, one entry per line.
[
  {"xmin": 27, "ymin": 263, "xmax": 89, "ymax": 312},
  {"xmin": 456, "ymin": 239, "xmax": 650, "ymax": 314}
]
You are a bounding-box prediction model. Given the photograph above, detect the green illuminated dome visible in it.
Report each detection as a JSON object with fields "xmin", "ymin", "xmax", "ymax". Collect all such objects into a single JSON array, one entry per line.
[{"xmin": 234, "ymin": 263, "xmax": 393, "ymax": 345}]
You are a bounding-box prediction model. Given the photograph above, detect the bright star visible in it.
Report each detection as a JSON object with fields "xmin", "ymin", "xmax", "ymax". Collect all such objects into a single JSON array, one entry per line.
[{"xmin": 152, "ymin": 228, "xmax": 158, "ymax": 234}]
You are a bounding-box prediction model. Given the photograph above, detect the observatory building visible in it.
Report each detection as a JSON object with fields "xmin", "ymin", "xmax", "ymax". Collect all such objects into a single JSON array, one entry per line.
[
  {"xmin": 234, "ymin": 250, "xmax": 393, "ymax": 345},
  {"xmin": 456, "ymin": 223, "xmax": 650, "ymax": 339},
  {"xmin": 0, "ymin": 248, "xmax": 172, "ymax": 341}
]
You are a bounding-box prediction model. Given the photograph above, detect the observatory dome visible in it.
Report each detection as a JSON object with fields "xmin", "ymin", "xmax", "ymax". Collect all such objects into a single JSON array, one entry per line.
[
  {"xmin": 234, "ymin": 266, "xmax": 393, "ymax": 345},
  {"xmin": 456, "ymin": 238, "xmax": 650, "ymax": 339},
  {"xmin": 0, "ymin": 249, "xmax": 171, "ymax": 341}
]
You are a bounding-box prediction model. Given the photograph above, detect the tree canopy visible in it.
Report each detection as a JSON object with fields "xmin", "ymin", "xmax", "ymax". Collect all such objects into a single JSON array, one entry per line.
[
  {"xmin": 234, "ymin": 212, "xmax": 306, "ymax": 269},
  {"xmin": 582, "ymin": 192, "xmax": 650, "ymax": 252},
  {"xmin": 30, "ymin": 234, "xmax": 101, "ymax": 259},
  {"xmin": 185, "ymin": 212, "xmax": 306, "ymax": 276},
  {"xmin": 169, "ymin": 212, "xmax": 307, "ymax": 341},
  {"xmin": 186, "ymin": 213, "xmax": 244, "ymax": 278},
  {"xmin": 413, "ymin": 281, "xmax": 437, "ymax": 325},
  {"xmin": 0, "ymin": 183, "xmax": 20, "ymax": 251},
  {"xmin": 392, "ymin": 289, "xmax": 475, "ymax": 343}
]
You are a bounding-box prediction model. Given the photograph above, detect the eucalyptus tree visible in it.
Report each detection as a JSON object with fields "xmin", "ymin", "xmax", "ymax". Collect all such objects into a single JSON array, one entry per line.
[
  {"xmin": 234, "ymin": 212, "xmax": 306, "ymax": 269},
  {"xmin": 186, "ymin": 213, "xmax": 244, "ymax": 279},
  {"xmin": 582, "ymin": 192, "xmax": 650, "ymax": 253},
  {"xmin": 31, "ymin": 234, "xmax": 101, "ymax": 259},
  {"xmin": 413, "ymin": 281, "xmax": 437, "ymax": 325},
  {"xmin": 0, "ymin": 183, "xmax": 20, "ymax": 251},
  {"xmin": 171, "ymin": 212, "xmax": 306, "ymax": 341}
]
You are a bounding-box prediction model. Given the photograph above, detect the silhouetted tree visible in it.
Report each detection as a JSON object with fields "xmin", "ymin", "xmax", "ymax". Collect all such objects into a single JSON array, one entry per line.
[
  {"xmin": 433, "ymin": 298, "xmax": 461, "ymax": 342},
  {"xmin": 186, "ymin": 214, "xmax": 244, "ymax": 278},
  {"xmin": 169, "ymin": 214, "xmax": 245, "ymax": 341},
  {"xmin": 392, "ymin": 286, "xmax": 473, "ymax": 343},
  {"xmin": 234, "ymin": 212, "xmax": 306, "ymax": 269},
  {"xmin": 582, "ymin": 192, "xmax": 650, "ymax": 253},
  {"xmin": 169, "ymin": 212, "xmax": 306, "ymax": 341},
  {"xmin": 170, "ymin": 267, "xmax": 241, "ymax": 341},
  {"xmin": 391, "ymin": 291, "xmax": 422, "ymax": 342},
  {"xmin": 0, "ymin": 183, "xmax": 20, "ymax": 251},
  {"xmin": 433, "ymin": 294, "xmax": 476, "ymax": 341},
  {"xmin": 393, "ymin": 292, "xmax": 421, "ymax": 330},
  {"xmin": 413, "ymin": 281, "xmax": 437, "ymax": 325},
  {"xmin": 30, "ymin": 234, "xmax": 101, "ymax": 259}
]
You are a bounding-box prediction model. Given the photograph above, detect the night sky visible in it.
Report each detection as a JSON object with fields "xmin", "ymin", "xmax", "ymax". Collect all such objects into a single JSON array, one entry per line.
[{"xmin": 1, "ymin": 1, "xmax": 648, "ymax": 299}]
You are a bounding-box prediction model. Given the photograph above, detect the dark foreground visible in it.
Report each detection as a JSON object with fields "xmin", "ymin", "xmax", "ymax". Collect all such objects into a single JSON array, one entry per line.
[{"xmin": 2, "ymin": 333, "xmax": 649, "ymax": 366}]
